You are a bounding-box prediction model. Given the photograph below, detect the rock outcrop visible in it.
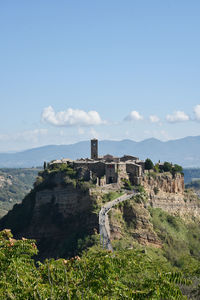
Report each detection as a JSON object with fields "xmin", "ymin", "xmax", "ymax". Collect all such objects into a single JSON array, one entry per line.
[
  {"xmin": 142, "ymin": 173, "xmax": 200, "ymax": 218},
  {"xmin": 0, "ymin": 170, "xmax": 99, "ymax": 259},
  {"xmin": 109, "ymin": 202, "xmax": 162, "ymax": 248},
  {"xmin": 142, "ymin": 172, "xmax": 184, "ymax": 194},
  {"xmin": 0, "ymin": 168, "xmax": 199, "ymax": 259}
]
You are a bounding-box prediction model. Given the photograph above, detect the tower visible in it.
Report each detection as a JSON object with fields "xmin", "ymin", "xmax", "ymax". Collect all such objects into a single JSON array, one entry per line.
[{"xmin": 91, "ymin": 138, "xmax": 98, "ymax": 160}]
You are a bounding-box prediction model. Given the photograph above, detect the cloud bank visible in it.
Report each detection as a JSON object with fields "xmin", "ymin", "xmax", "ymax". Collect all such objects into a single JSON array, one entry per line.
[
  {"xmin": 42, "ymin": 106, "xmax": 105, "ymax": 127},
  {"xmin": 166, "ymin": 111, "xmax": 189, "ymax": 123}
]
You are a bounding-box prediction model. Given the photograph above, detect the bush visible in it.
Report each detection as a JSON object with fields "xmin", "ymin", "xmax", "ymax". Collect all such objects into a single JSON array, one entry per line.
[
  {"xmin": 154, "ymin": 163, "xmax": 160, "ymax": 173},
  {"xmin": 34, "ymin": 176, "xmax": 44, "ymax": 187},
  {"xmin": 122, "ymin": 178, "xmax": 132, "ymax": 190}
]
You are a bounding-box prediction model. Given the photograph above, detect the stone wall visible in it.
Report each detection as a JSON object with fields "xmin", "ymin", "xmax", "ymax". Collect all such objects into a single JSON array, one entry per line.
[
  {"xmin": 126, "ymin": 163, "xmax": 142, "ymax": 177},
  {"xmin": 117, "ymin": 163, "xmax": 129, "ymax": 184},
  {"xmin": 105, "ymin": 163, "xmax": 118, "ymax": 184},
  {"xmin": 74, "ymin": 161, "xmax": 105, "ymax": 179}
]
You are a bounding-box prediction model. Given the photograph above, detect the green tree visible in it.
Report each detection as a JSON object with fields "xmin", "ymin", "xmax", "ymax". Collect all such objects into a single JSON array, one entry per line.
[
  {"xmin": 145, "ymin": 158, "xmax": 154, "ymax": 170},
  {"xmin": 172, "ymin": 164, "xmax": 183, "ymax": 174},
  {"xmin": 163, "ymin": 161, "xmax": 172, "ymax": 172},
  {"xmin": 0, "ymin": 229, "xmax": 192, "ymax": 299}
]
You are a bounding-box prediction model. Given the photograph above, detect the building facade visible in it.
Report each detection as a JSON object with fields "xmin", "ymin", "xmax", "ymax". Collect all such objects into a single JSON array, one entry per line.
[{"xmin": 49, "ymin": 139, "xmax": 144, "ymax": 186}]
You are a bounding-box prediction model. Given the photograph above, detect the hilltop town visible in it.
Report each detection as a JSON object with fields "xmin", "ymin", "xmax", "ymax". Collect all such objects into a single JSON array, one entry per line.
[
  {"xmin": 48, "ymin": 138, "xmax": 145, "ymax": 186},
  {"xmin": 0, "ymin": 138, "xmax": 197, "ymax": 261}
]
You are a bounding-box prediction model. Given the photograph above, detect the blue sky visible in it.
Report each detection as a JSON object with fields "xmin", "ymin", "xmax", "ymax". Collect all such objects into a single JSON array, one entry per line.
[{"xmin": 1, "ymin": 0, "xmax": 200, "ymax": 151}]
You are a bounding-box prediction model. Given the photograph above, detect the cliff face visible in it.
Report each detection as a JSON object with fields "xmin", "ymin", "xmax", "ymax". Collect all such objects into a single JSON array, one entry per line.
[
  {"xmin": 141, "ymin": 173, "xmax": 200, "ymax": 218},
  {"xmin": 0, "ymin": 170, "xmax": 99, "ymax": 259},
  {"xmin": 108, "ymin": 173, "xmax": 200, "ymax": 249},
  {"xmin": 109, "ymin": 202, "xmax": 162, "ymax": 248},
  {"xmin": 0, "ymin": 169, "xmax": 200, "ymax": 259},
  {"xmin": 142, "ymin": 172, "xmax": 184, "ymax": 194}
]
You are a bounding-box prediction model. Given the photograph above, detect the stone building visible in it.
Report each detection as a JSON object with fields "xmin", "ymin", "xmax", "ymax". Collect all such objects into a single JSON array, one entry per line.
[
  {"xmin": 76, "ymin": 139, "xmax": 145, "ymax": 185},
  {"xmin": 49, "ymin": 139, "xmax": 144, "ymax": 186}
]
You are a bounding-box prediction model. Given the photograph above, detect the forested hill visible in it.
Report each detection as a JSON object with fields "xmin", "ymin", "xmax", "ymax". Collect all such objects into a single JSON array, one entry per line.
[{"xmin": 0, "ymin": 135, "xmax": 200, "ymax": 168}]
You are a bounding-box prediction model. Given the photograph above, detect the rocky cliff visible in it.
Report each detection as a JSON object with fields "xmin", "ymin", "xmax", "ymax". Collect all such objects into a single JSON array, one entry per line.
[
  {"xmin": 0, "ymin": 167, "xmax": 199, "ymax": 259},
  {"xmin": 142, "ymin": 172, "xmax": 184, "ymax": 194},
  {"xmin": 142, "ymin": 172, "xmax": 200, "ymax": 218},
  {"xmin": 0, "ymin": 168, "xmax": 99, "ymax": 259},
  {"xmin": 108, "ymin": 201, "xmax": 162, "ymax": 249},
  {"xmin": 108, "ymin": 172, "xmax": 200, "ymax": 249}
]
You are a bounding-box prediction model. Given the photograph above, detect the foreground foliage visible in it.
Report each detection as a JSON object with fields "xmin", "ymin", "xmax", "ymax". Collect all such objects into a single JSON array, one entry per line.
[{"xmin": 0, "ymin": 229, "xmax": 193, "ymax": 299}]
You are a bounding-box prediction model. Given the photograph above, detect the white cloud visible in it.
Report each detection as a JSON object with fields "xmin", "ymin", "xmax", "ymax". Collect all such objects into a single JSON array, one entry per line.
[
  {"xmin": 166, "ymin": 111, "xmax": 189, "ymax": 123},
  {"xmin": 124, "ymin": 110, "xmax": 143, "ymax": 121},
  {"xmin": 149, "ymin": 115, "xmax": 160, "ymax": 123},
  {"xmin": 194, "ymin": 105, "xmax": 200, "ymax": 121},
  {"xmin": 42, "ymin": 106, "xmax": 105, "ymax": 127}
]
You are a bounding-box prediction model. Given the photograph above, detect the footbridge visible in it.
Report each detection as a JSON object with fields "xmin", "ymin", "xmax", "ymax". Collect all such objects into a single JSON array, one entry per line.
[{"xmin": 99, "ymin": 191, "xmax": 138, "ymax": 251}]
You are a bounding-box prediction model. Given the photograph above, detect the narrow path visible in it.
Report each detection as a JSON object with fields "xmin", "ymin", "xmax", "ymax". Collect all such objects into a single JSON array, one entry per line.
[{"xmin": 99, "ymin": 191, "xmax": 138, "ymax": 251}]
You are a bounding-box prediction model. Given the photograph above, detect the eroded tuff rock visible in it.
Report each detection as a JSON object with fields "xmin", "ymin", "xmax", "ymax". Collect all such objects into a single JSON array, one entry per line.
[
  {"xmin": 0, "ymin": 170, "xmax": 199, "ymax": 258},
  {"xmin": 0, "ymin": 171, "xmax": 99, "ymax": 259},
  {"xmin": 109, "ymin": 203, "xmax": 162, "ymax": 248},
  {"xmin": 142, "ymin": 172, "xmax": 184, "ymax": 194},
  {"xmin": 109, "ymin": 173, "xmax": 200, "ymax": 248},
  {"xmin": 142, "ymin": 173, "xmax": 200, "ymax": 219}
]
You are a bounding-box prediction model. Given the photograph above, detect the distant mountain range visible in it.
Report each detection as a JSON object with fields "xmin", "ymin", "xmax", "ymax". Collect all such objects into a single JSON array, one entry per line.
[{"xmin": 0, "ymin": 136, "xmax": 200, "ymax": 168}]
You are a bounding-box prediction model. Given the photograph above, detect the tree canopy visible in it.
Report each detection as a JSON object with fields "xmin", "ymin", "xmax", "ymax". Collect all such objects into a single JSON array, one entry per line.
[
  {"xmin": 145, "ymin": 158, "xmax": 154, "ymax": 170},
  {"xmin": 0, "ymin": 229, "xmax": 193, "ymax": 299}
]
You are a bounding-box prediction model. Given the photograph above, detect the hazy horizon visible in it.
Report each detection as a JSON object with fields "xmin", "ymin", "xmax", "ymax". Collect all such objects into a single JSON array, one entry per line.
[{"xmin": 0, "ymin": 134, "xmax": 200, "ymax": 154}]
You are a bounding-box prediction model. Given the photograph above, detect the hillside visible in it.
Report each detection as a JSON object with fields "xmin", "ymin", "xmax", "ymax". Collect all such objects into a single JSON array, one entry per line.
[
  {"xmin": 0, "ymin": 163, "xmax": 199, "ymax": 259},
  {"xmin": 0, "ymin": 168, "xmax": 41, "ymax": 218},
  {"xmin": 1, "ymin": 163, "xmax": 200, "ymax": 297},
  {"xmin": 1, "ymin": 135, "xmax": 200, "ymax": 168}
]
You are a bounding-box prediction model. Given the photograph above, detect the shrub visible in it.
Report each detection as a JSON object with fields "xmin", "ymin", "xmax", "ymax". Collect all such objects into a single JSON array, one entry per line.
[
  {"xmin": 34, "ymin": 176, "xmax": 44, "ymax": 187},
  {"xmin": 154, "ymin": 163, "xmax": 160, "ymax": 173},
  {"xmin": 122, "ymin": 178, "xmax": 132, "ymax": 190}
]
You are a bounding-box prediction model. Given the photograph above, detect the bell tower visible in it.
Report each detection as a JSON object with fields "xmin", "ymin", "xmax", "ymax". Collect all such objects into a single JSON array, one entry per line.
[{"xmin": 91, "ymin": 138, "xmax": 98, "ymax": 160}]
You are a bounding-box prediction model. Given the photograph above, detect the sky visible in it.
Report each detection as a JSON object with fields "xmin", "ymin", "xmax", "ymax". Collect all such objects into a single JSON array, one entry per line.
[{"xmin": 1, "ymin": 0, "xmax": 200, "ymax": 152}]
